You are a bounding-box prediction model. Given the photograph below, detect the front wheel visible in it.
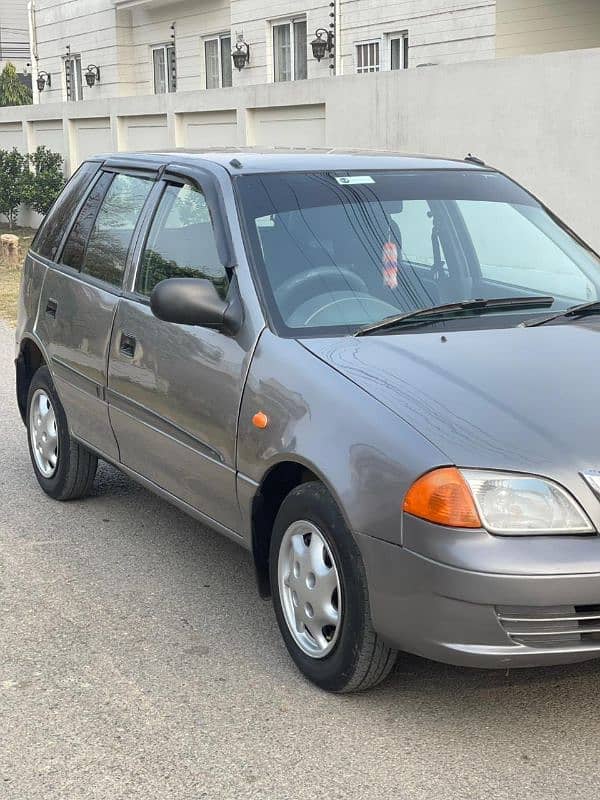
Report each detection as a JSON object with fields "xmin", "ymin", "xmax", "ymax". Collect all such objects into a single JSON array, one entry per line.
[
  {"xmin": 26, "ymin": 366, "xmax": 98, "ymax": 501},
  {"xmin": 270, "ymin": 482, "xmax": 396, "ymax": 692}
]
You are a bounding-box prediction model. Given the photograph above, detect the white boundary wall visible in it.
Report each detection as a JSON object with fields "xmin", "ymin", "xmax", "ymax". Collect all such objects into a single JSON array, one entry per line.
[{"xmin": 1, "ymin": 47, "xmax": 599, "ymax": 250}]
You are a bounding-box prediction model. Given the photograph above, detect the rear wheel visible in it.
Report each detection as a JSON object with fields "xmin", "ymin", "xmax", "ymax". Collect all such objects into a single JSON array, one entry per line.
[
  {"xmin": 26, "ymin": 366, "xmax": 98, "ymax": 500},
  {"xmin": 270, "ymin": 481, "xmax": 396, "ymax": 692}
]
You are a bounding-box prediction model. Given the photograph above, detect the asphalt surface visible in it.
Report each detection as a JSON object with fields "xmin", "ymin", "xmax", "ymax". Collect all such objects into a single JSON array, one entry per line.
[{"xmin": 2, "ymin": 319, "xmax": 600, "ymax": 800}]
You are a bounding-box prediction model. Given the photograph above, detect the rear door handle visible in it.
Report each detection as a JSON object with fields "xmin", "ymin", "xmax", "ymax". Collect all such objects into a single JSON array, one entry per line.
[
  {"xmin": 45, "ymin": 299, "xmax": 58, "ymax": 318},
  {"xmin": 119, "ymin": 333, "xmax": 137, "ymax": 358}
]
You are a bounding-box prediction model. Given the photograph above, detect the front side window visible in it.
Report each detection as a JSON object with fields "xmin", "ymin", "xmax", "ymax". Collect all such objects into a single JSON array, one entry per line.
[
  {"xmin": 153, "ymin": 44, "xmax": 176, "ymax": 93},
  {"xmin": 205, "ymin": 34, "xmax": 232, "ymax": 89},
  {"xmin": 273, "ymin": 18, "xmax": 307, "ymax": 82},
  {"xmin": 356, "ymin": 41, "xmax": 380, "ymax": 74},
  {"xmin": 136, "ymin": 183, "xmax": 229, "ymax": 299},
  {"xmin": 236, "ymin": 170, "xmax": 600, "ymax": 337},
  {"xmin": 81, "ymin": 174, "xmax": 152, "ymax": 287},
  {"xmin": 32, "ymin": 161, "xmax": 98, "ymax": 261},
  {"xmin": 65, "ymin": 55, "xmax": 83, "ymax": 101}
]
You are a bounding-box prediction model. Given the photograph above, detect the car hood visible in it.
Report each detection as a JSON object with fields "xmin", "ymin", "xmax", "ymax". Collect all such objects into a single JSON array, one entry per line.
[{"xmin": 301, "ymin": 321, "xmax": 600, "ymax": 477}]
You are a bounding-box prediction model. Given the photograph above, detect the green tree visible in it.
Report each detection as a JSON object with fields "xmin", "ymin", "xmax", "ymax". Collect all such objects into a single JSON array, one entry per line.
[
  {"xmin": 22, "ymin": 146, "xmax": 65, "ymax": 215},
  {"xmin": 0, "ymin": 148, "xmax": 27, "ymax": 228},
  {"xmin": 0, "ymin": 62, "xmax": 32, "ymax": 107}
]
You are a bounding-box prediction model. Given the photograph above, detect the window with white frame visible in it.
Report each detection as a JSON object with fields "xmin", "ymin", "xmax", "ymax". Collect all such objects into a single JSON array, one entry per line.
[
  {"xmin": 153, "ymin": 44, "xmax": 176, "ymax": 94},
  {"xmin": 205, "ymin": 33, "xmax": 233, "ymax": 89},
  {"xmin": 389, "ymin": 31, "xmax": 409, "ymax": 70},
  {"xmin": 65, "ymin": 54, "xmax": 83, "ymax": 101},
  {"xmin": 355, "ymin": 40, "xmax": 380, "ymax": 74},
  {"xmin": 272, "ymin": 17, "xmax": 307, "ymax": 82}
]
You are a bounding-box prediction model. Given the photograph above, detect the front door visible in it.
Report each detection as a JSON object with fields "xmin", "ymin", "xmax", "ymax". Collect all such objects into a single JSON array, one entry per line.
[
  {"xmin": 107, "ymin": 178, "xmax": 255, "ymax": 533},
  {"xmin": 36, "ymin": 168, "xmax": 155, "ymax": 460}
]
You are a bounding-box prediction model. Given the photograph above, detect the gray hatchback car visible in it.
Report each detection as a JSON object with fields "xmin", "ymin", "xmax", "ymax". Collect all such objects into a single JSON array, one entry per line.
[{"xmin": 16, "ymin": 149, "xmax": 600, "ymax": 692}]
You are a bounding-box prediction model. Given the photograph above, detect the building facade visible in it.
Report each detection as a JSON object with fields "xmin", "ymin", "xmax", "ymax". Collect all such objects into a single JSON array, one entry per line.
[
  {"xmin": 29, "ymin": 0, "xmax": 498, "ymax": 103},
  {"xmin": 27, "ymin": 0, "xmax": 600, "ymax": 104}
]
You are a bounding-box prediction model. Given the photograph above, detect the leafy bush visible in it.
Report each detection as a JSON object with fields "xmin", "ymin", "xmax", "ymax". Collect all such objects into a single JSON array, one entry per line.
[
  {"xmin": 0, "ymin": 145, "xmax": 64, "ymax": 227},
  {"xmin": 0, "ymin": 62, "xmax": 32, "ymax": 107},
  {"xmin": 0, "ymin": 149, "xmax": 27, "ymax": 228},
  {"xmin": 23, "ymin": 146, "xmax": 65, "ymax": 215}
]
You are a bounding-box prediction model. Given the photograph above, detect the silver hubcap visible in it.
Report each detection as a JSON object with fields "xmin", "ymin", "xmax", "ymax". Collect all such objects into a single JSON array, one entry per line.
[
  {"xmin": 278, "ymin": 520, "xmax": 342, "ymax": 658},
  {"xmin": 29, "ymin": 389, "xmax": 59, "ymax": 478}
]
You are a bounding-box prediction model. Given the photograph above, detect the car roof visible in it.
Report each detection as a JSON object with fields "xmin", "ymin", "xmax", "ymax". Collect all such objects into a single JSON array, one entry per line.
[{"xmin": 93, "ymin": 146, "xmax": 488, "ymax": 175}]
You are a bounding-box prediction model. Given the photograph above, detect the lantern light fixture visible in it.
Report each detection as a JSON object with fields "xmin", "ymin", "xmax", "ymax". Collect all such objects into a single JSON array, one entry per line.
[
  {"xmin": 232, "ymin": 40, "xmax": 250, "ymax": 71},
  {"xmin": 36, "ymin": 71, "xmax": 51, "ymax": 92},
  {"xmin": 84, "ymin": 64, "xmax": 101, "ymax": 87},
  {"xmin": 311, "ymin": 28, "xmax": 333, "ymax": 62}
]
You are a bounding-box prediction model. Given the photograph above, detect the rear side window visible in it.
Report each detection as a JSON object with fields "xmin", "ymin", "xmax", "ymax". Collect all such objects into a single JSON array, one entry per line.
[
  {"xmin": 31, "ymin": 161, "xmax": 99, "ymax": 261},
  {"xmin": 81, "ymin": 174, "xmax": 153, "ymax": 287},
  {"xmin": 61, "ymin": 172, "xmax": 114, "ymax": 270},
  {"xmin": 136, "ymin": 183, "xmax": 229, "ymax": 299}
]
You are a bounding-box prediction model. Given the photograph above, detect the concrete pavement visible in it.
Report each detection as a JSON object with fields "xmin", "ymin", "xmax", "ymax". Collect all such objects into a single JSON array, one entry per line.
[{"xmin": 1, "ymin": 319, "xmax": 600, "ymax": 800}]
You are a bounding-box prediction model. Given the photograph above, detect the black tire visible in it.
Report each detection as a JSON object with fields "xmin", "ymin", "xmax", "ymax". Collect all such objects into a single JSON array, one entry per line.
[
  {"xmin": 26, "ymin": 366, "xmax": 98, "ymax": 501},
  {"xmin": 270, "ymin": 481, "xmax": 396, "ymax": 693}
]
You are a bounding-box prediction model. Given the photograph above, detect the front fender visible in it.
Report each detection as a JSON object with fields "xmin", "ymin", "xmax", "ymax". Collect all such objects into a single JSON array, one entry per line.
[{"xmin": 237, "ymin": 331, "xmax": 447, "ymax": 546}]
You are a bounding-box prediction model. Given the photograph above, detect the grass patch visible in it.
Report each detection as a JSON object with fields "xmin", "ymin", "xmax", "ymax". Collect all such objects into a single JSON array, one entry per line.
[{"xmin": 0, "ymin": 225, "xmax": 36, "ymax": 327}]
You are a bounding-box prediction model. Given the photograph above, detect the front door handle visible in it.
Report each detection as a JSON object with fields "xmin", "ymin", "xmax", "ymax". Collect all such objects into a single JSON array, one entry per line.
[
  {"xmin": 119, "ymin": 333, "xmax": 136, "ymax": 358},
  {"xmin": 45, "ymin": 299, "xmax": 58, "ymax": 318}
]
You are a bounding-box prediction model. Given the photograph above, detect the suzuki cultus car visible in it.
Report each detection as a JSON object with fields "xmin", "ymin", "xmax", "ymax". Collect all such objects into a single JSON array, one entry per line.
[{"xmin": 16, "ymin": 149, "xmax": 600, "ymax": 692}]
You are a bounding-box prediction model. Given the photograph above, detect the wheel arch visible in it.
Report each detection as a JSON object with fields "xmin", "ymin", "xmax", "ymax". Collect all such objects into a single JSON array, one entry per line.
[
  {"xmin": 251, "ymin": 457, "xmax": 348, "ymax": 598},
  {"xmin": 15, "ymin": 335, "xmax": 48, "ymax": 424}
]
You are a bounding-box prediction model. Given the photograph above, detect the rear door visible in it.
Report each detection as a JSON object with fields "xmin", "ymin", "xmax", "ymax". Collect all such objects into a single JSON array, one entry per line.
[
  {"xmin": 36, "ymin": 165, "xmax": 156, "ymax": 460},
  {"xmin": 106, "ymin": 169, "xmax": 255, "ymax": 533}
]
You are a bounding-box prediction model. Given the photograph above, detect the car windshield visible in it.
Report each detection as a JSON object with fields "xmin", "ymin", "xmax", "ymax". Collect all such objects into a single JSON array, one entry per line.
[{"xmin": 235, "ymin": 169, "xmax": 600, "ymax": 336}]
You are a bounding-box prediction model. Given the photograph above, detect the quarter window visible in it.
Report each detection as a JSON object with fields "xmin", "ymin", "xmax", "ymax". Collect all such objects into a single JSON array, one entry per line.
[
  {"xmin": 273, "ymin": 18, "xmax": 307, "ymax": 82},
  {"xmin": 355, "ymin": 41, "xmax": 380, "ymax": 74},
  {"xmin": 31, "ymin": 161, "xmax": 98, "ymax": 261},
  {"xmin": 205, "ymin": 34, "xmax": 232, "ymax": 89},
  {"xmin": 153, "ymin": 44, "xmax": 177, "ymax": 93},
  {"xmin": 81, "ymin": 174, "xmax": 152, "ymax": 287},
  {"xmin": 136, "ymin": 183, "xmax": 229, "ymax": 299}
]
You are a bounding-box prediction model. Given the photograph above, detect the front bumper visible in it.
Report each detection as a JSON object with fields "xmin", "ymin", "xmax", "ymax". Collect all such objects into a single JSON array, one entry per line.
[{"xmin": 357, "ymin": 531, "xmax": 600, "ymax": 668}]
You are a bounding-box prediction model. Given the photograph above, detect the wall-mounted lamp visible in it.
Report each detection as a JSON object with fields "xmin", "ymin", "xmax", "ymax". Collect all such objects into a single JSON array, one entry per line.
[
  {"xmin": 84, "ymin": 64, "xmax": 101, "ymax": 87},
  {"xmin": 232, "ymin": 40, "xmax": 250, "ymax": 71},
  {"xmin": 311, "ymin": 28, "xmax": 333, "ymax": 61},
  {"xmin": 36, "ymin": 71, "xmax": 51, "ymax": 92},
  {"xmin": 311, "ymin": 3, "xmax": 336, "ymax": 71}
]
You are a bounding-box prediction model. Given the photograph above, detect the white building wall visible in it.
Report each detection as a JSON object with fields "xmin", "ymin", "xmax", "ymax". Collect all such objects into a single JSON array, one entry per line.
[
  {"xmin": 33, "ymin": 0, "xmax": 124, "ymax": 102},
  {"xmin": 339, "ymin": 1, "xmax": 496, "ymax": 72},
  {"xmin": 0, "ymin": 0, "xmax": 30, "ymax": 72},
  {"xmin": 496, "ymin": 0, "xmax": 600, "ymax": 57}
]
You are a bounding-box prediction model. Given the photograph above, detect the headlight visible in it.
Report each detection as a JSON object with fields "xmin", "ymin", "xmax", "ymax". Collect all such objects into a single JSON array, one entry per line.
[{"xmin": 461, "ymin": 470, "xmax": 593, "ymax": 535}]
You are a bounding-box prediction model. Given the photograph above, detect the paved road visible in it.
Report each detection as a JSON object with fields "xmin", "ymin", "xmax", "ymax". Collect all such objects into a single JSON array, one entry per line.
[{"xmin": 1, "ymin": 320, "xmax": 600, "ymax": 800}]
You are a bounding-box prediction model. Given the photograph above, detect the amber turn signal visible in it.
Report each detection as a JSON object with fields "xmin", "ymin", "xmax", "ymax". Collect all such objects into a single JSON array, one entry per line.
[
  {"xmin": 403, "ymin": 467, "xmax": 481, "ymax": 528},
  {"xmin": 252, "ymin": 411, "xmax": 269, "ymax": 429}
]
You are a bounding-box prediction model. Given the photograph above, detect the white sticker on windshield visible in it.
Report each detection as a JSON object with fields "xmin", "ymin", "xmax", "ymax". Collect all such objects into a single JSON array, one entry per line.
[{"xmin": 335, "ymin": 176, "xmax": 375, "ymax": 185}]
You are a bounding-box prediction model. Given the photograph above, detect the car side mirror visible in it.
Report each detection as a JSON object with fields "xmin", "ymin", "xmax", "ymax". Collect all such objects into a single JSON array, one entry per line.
[{"xmin": 150, "ymin": 277, "xmax": 241, "ymax": 334}]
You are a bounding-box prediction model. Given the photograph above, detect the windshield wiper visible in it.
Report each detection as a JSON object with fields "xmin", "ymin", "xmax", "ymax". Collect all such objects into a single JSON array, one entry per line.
[
  {"xmin": 521, "ymin": 299, "xmax": 600, "ymax": 328},
  {"xmin": 354, "ymin": 296, "xmax": 555, "ymax": 337}
]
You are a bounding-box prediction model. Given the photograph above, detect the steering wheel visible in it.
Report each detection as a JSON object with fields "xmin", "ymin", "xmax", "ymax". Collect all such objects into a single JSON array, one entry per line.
[
  {"xmin": 288, "ymin": 291, "xmax": 401, "ymax": 328},
  {"xmin": 276, "ymin": 266, "xmax": 369, "ymax": 316}
]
